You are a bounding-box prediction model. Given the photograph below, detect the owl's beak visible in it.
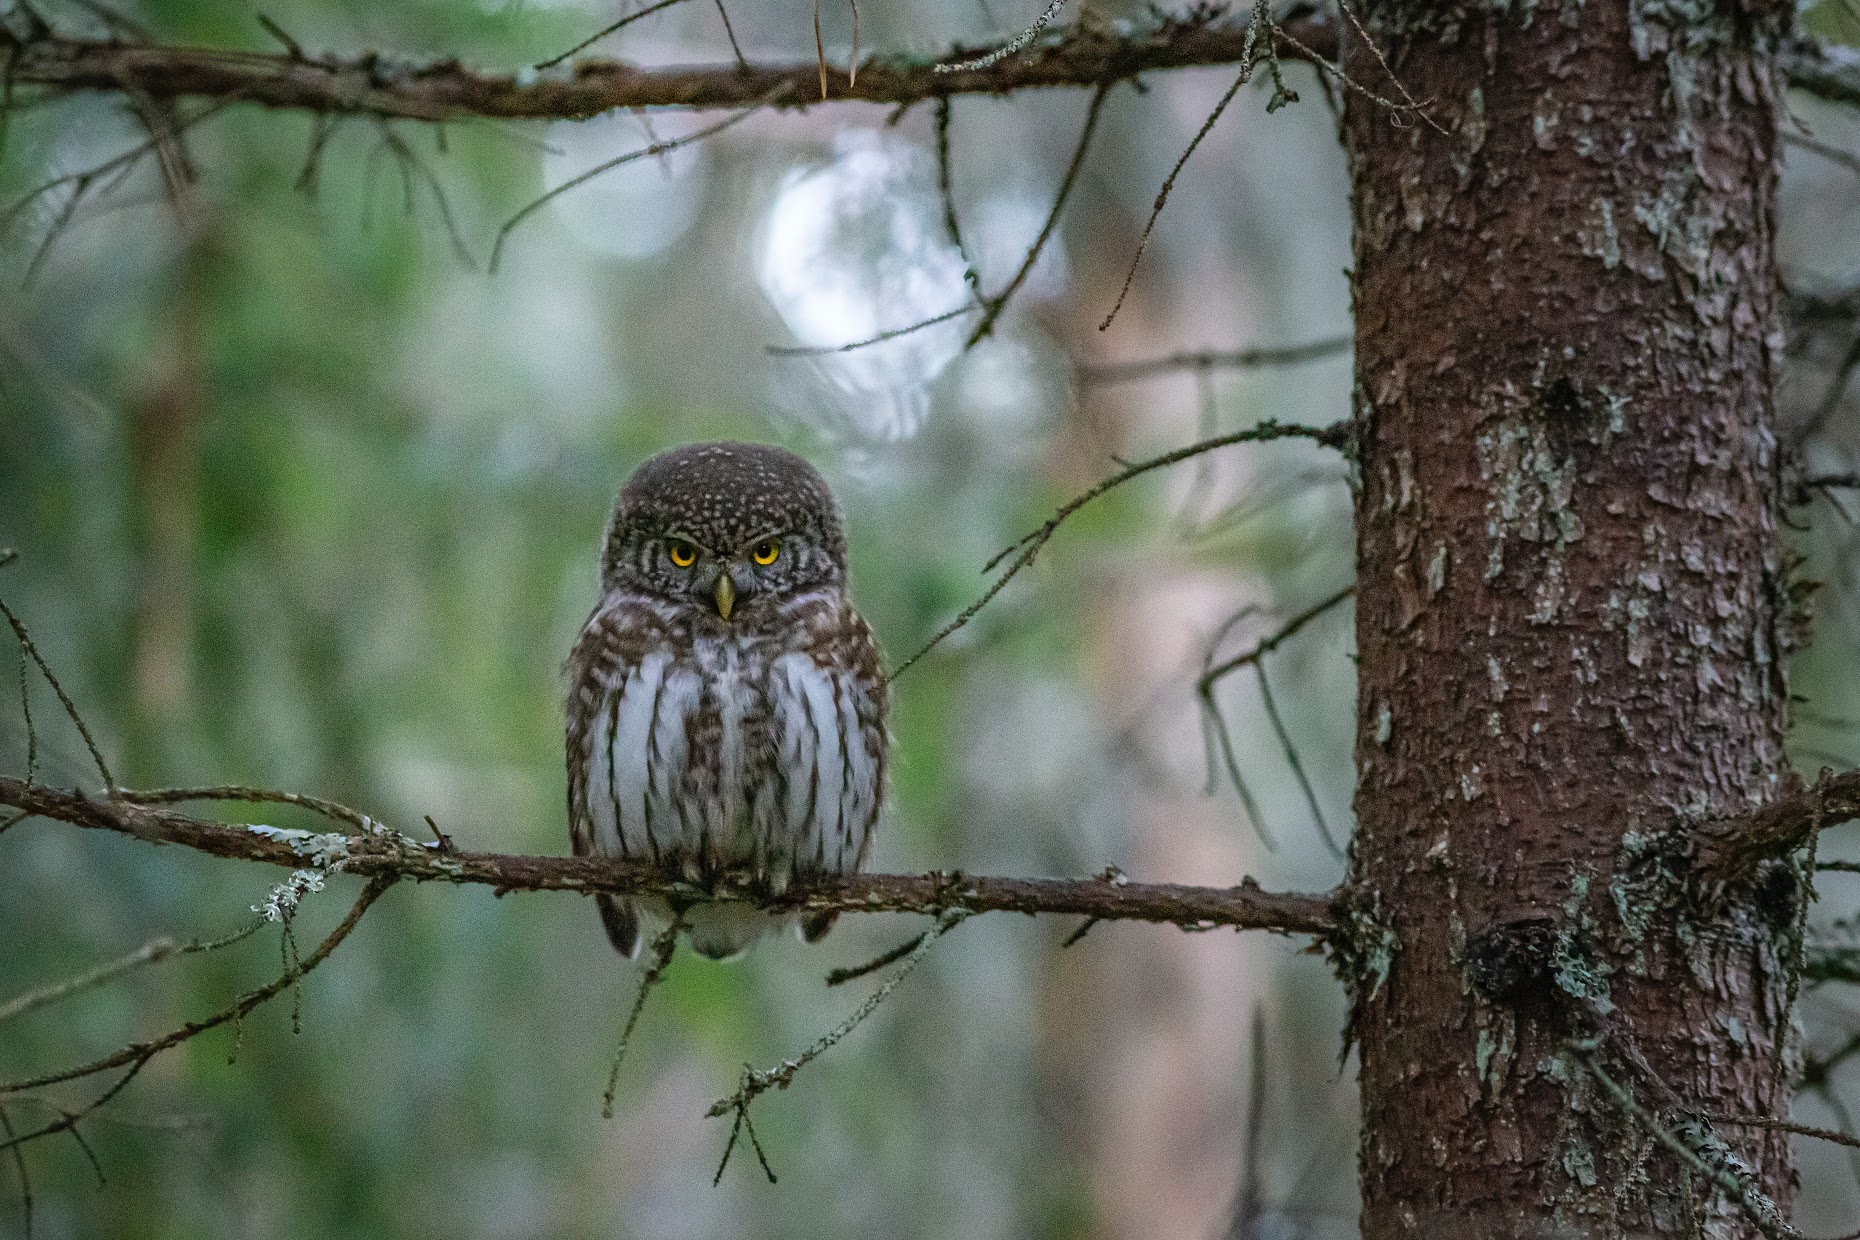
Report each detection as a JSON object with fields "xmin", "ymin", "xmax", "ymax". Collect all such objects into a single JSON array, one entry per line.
[{"xmin": 713, "ymin": 573, "xmax": 736, "ymax": 621}]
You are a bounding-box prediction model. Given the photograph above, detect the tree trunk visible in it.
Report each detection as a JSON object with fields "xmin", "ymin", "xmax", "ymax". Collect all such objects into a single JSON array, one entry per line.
[{"xmin": 1342, "ymin": 2, "xmax": 1797, "ymax": 1235}]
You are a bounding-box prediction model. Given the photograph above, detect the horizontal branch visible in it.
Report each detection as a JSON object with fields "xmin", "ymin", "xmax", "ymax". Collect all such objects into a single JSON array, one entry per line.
[
  {"xmin": 5, "ymin": 13, "xmax": 1855, "ymax": 125},
  {"xmin": 3, "ymin": 8, "xmax": 1329, "ymax": 121},
  {"xmin": 0, "ymin": 777, "xmax": 1335, "ymax": 936},
  {"xmin": 1697, "ymin": 769, "xmax": 1860, "ymax": 881}
]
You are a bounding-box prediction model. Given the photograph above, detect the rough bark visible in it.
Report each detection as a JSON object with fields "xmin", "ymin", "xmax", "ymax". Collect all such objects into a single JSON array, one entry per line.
[{"xmin": 1342, "ymin": 1, "xmax": 1796, "ymax": 1236}]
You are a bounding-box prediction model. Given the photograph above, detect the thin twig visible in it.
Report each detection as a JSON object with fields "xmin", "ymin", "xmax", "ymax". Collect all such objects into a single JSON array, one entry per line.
[
  {"xmin": 17, "ymin": 641, "xmax": 36, "ymax": 788},
  {"xmin": 0, "ymin": 878, "xmax": 391, "ymax": 1133},
  {"xmin": 934, "ymin": 0, "xmax": 1070, "ymax": 73},
  {"xmin": 372, "ymin": 118, "xmax": 476, "ymax": 268},
  {"xmin": 0, "ymin": 599, "xmax": 113, "ymax": 791},
  {"xmin": 1707, "ymin": 1112, "xmax": 1860, "ymax": 1152},
  {"xmin": 712, "ymin": 0, "xmax": 747, "ymax": 71},
  {"xmin": 1099, "ymin": 5, "xmax": 1269, "ymax": 334},
  {"xmin": 489, "ymin": 83, "xmax": 787, "ymax": 271},
  {"xmin": 824, "ymin": 931, "xmax": 927, "ymax": 986},
  {"xmin": 1225, "ymin": 1007, "xmax": 1268, "ymax": 1240},
  {"xmin": 935, "ymin": 96, "xmax": 981, "ymax": 294},
  {"xmin": 535, "ymin": 0, "xmax": 695, "ymax": 71},
  {"xmin": 1573, "ymin": 1048, "xmax": 1799, "ymax": 1240},
  {"xmin": 601, "ymin": 914, "xmax": 683, "ymax": 1117},
  {"xmin": 766, "ymin": 305, "xmax": 973, "ymax": 357},
  {"xmin": 118, "ymin": 783, "xmax": 381, "ymax": 834},
  {"xmin": 1254, "ymin": 660, "xmax": 1342, "ymax": 857},
  {"xmin": 254, "ymin": 13, "xmax": 305, "ymax": 60},
  {"xmin": 888, "ymin": 419, "xmax": 1349, "ymax": 681},
  {"xmin": 0, "ymin": 1103, "xmax": 29, "ymax": 1240},
  {"xmin": 968, "ymin": 80, "xmax": 1110, "ymax": 346},
  {"xmin": 707, "ymin": 908, "xmax": 969, "ymax": 1182},
  {"xmin": 813, "ymin": 0, "xmax": 827, "ymax": 98},
  {"xmin": 0, "ymin": 930, "xmax": 260, "ymax": 1026},
  {"xmin": 1198, "ymin": 585, "xmax": 1356, "ymax": 691},
  {"xmin": 1081, "ymin": 336, "xmax": 1352, "ymax": 384},
  {"xmin": 1787, "ymin": 130, "xmax": 1860, "ymax": 178}
]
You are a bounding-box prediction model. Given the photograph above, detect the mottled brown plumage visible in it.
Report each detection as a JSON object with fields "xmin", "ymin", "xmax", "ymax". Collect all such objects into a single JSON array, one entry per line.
[{"xmin": 566, "ymin": 443, "xmax": 887, "ymax": 959}]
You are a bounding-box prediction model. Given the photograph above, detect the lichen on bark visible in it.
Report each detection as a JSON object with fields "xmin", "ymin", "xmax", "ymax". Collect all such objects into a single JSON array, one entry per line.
[{"xmin": 1342, "ymin": 0, "xmax": 1795, "ymax": 1231}]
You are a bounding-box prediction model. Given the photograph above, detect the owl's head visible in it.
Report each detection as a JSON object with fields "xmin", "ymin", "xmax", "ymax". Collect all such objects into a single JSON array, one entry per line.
[{"xmin": 600, "ymin": 442, "xmax": 849, "ymax": 622}]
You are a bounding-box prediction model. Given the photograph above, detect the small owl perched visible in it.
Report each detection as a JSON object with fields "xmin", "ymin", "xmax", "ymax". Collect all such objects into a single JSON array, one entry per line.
[{"xmin": 566, "ymin": 442, "xmax": 887, "ymax": 960}]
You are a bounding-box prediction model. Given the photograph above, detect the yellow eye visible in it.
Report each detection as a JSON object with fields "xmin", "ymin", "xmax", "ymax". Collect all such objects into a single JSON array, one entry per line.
[
  {"xmin": 752, "ymin": 539, "xmax": 780, "ymax": 566},
  {"xmin": 667, "ymin": 540, "xmax": 697, "ymax": 568}
]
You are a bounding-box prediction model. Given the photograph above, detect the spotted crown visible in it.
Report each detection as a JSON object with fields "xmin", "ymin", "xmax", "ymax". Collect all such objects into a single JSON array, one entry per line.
[{"xmin": 601, "ymin": 442, "xmax": 847, "ymax": 600}]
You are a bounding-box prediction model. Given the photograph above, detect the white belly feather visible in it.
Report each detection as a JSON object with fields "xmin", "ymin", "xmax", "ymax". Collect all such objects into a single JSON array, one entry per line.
[{"xmin": 580, "ymin": 639, "xmax": 880, "ymax": 958}]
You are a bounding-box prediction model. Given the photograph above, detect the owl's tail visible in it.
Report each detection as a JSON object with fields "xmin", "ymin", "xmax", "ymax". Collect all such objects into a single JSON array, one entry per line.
[
  {"xmin": 596, "ymin": 894, "xmax": 642, "ymax": 959},
  {"xmin": 683, "ymin": 904, "xmax": 787, "ymax": 961},
  {"xmin": 798, "ymin": 911, "xmax": 838, "ymax": 943}
]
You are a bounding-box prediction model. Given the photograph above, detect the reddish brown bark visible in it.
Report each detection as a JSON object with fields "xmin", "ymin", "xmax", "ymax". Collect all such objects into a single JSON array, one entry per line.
[{"xmin": 1342, "ymin": 2, "xmax": 1796, "ymax": 1235}]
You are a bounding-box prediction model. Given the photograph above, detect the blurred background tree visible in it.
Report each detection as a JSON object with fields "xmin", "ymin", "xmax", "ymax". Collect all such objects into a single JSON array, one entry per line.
[{"xmin": 2, "ymin": 0, "xmax": 1859, "ymax": 1236}]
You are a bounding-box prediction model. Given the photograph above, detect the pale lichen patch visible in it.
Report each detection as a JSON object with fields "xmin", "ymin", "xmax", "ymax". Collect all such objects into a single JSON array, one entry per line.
[
  {"xmin": 1576, "ymin": 197, "xmax": 1621, "ymax": 270},
  {"xmin": 1476, "ymin": 416, "xmax": 1584, "ymax": 615}
]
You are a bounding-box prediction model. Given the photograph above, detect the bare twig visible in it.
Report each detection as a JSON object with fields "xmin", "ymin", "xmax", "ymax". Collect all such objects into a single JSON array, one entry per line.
[
  {"xmin": 1079, "ymin": 335, "xmax": 1352, "ymax": 384},
  {"xmin": 371, "ymin": 118, "xmax": 476, "ymax": 268},
  {"xmin": 254, "ymin": 13, "xmax": 305, "ymax": 61},
  {"xmin": 0, "ymin": 878, "xmax": 391, "ymax": 1149},
  {"xmin": 0, "ymin": 599, "xmax": 113, "ymax": 790},
  {"xmin": 935, "ymin": 0, "xmax": 1071, "ymax": 74},
  {"xmin": 1254, "ymin": 659, "xmax": 1341, "ymax": 856},
  {"xmin": 535, "ymin": 0, "xmax": 695, "ymax": 72},
  {"xmin": 0, "ymin": 777, "xmax": 1338, "ymax": 935},
  {"xmin": 707, "ymin": 908, "xmax": 969, "ymax": 1182},
  {"xmin": 824, "ymin": 930, "xmax": 927, "ymax": 986},
  {"xmin": 810, "ymin": 0, "xmax": 828, "ymax": 99},
  {"xmin": 0, "ymin": 915, "xmax": 272, "ymax": 1032},
  {"xmin": 16, "ymin": 641, "xmax": 36, "ymax": 788},
  {"xmin": 1706, "ymin": 1112, "xmax": 1860, "ymax": 1153},
  {"xmin": 488, "ymin": 82, "xmax": 786, "ymax": 270},
  {"xmin": 601, "ymin": 914, "xmax": 683, "ymax": 1117},
  {"xmin": 935, "ymin": 95, "xmax": 981, "ymax": 295},
  {"xmin": 1573, "ymin": 1048, "xmax": 1799, "ymax": 1240},
  {"xmin": 1224, "ymin": 1007, "xmax": 1269, "ymax": 1239},
  {"xmin": 1198, "ymin": 585, "xmax": 1355, "ymax": 692},
  {"xmin": 1786, "ymin": 130, "xmax": 1860, "ymax": 178},
  {"xmin": 0, "ymin": 1103, "xmax": 29, "ymax": 1239},
  {"xmin": 888, "ymin": 419, "xmax": 1350, "ymax": 680},
  {"xmin": 967, "ymin": 79, "xmax": 1111, "ymax": 346},
  {"xmin": 711, "ymin": 0, "xmax": 747, "ymax": 71},
  {"xmin": 0, "ymin": 932, "xmax": 212, "ymax": 1026},
  {"xmin": 766, "ymin": 305, "xmax": 973, "ymax": 357},
  {"xmin": 1196, "ymin": 587, "xmax": 1353, "ymax": 847},
  {"xmin": 1097, "ymin": 55, "xmax": 1251, "ymax": 334}
]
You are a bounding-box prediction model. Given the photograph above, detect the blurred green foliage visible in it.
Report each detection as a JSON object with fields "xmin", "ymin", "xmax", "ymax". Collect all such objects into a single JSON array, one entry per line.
[{"xmin": 6, "ymin": 0, "xmax": 1857, "ymax": 1236}]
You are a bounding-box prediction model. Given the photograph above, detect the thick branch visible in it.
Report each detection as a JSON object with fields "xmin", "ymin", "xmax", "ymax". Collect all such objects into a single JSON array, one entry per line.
[
  {"xmin": 0, "ymin": 777, "xmax": 1335, "ymax": 936},
  {"xmin": 1781, "ymin": 38, "xmax": 1860, "ymax": 112},
  {"xmin": 6, "ymin": 16, "xmax": 1855, "ymax": 124},
  {"xmin": 1697, "ymin": 769, "xmax": 1860, "ymax": 881},
  {"xmin": 3, "ymin": 9, "xmax": 1330, "ymax": 121}
]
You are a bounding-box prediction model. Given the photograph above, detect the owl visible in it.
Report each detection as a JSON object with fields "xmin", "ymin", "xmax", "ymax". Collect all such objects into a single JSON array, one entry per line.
[{"xmin": 566, "ymin": 442, "xmax": 888, "ymax": 960}]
